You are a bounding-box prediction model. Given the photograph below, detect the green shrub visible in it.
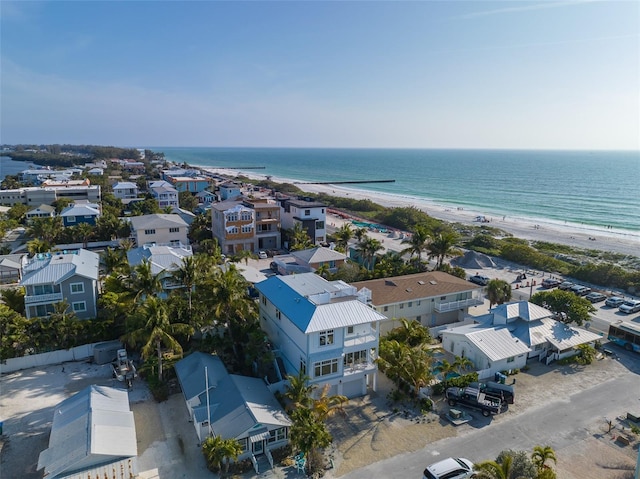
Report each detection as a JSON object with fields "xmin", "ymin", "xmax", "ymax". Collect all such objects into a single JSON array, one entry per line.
[{"xmin": 431, "ymin": 372, "xmax": 478, "ymax": 395}]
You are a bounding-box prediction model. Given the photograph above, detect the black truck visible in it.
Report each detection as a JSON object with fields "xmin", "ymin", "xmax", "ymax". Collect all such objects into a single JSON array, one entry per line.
[{"xmin": 445, "ymin": 386, "xmax": 506, "ymax": 417}]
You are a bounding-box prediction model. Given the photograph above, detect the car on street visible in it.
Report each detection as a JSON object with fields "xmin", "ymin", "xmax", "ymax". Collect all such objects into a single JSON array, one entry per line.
[
  {"xmin": 469, "ymin": 274, "xmax": 490, "ymax": 286},
  {"xmin": 619, "ymin": 300, "xmax": 640, "ymax": 314},
  {"xmin": 605, "ymin": 297, "xmax": 625, "ymax": 308},
  {"xmin": 258, "ymin": 251, "xmax": 268, "ymax": 259},
  {"xmin": 585, "ymin": 292, "xmax": 607, "ymax": 303},
  {"xmin": 423, "ymin": 457, "xmax": 475, "ymax": 479},
  {"xmin": 541, "ymin": 278, "xmax": 561, "ymax": 289}
]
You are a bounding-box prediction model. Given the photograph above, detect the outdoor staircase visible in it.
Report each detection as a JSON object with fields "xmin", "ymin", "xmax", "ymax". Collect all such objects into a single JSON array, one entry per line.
[{"xmin": 255, "ymin": 454, "xmax": 272, "ymax": 475}]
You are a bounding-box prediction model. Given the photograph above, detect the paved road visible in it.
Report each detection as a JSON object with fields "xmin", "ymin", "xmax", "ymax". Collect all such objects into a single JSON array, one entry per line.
[{"xmin": 340, "ymin": 362, "xmax": 640, "ymax": 479}]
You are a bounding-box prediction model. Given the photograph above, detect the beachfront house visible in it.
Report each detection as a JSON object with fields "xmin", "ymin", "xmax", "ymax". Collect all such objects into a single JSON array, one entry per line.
[
  {"xmin": 255, "ymin": 273, "xmax": 387, "ymax": 398},
  {"xmin": 352, "ymin": 271, "xmax": 484, "ymax": 336},
  {"xmin": 211, "ymin": 200, "xmax": 263, "ymax": 255},
  {"xmin": 37, "ymin": 385, "xmax": 138, "ymax": 479},
  {"xmin": 20, "ymin": 249, "xmax": 100, "ymax": 320},
  {"xmin": 25, "ymin": 204, "xmax": 56, "ymax": 222},
  {"xmin": 128, "ymin": 213, "xmax": 189, "ymax": 247},
  {"xmin": 218, "ymin": 181, "xmax": 243, "ymax": 201},
  {"xmin": 167, "ymin": 175, "xmax": 212, "ymax": 193},
  {"xmin": 174, "ymin": 352, "xmax": 291, "ymax": 469},
  {"xmin": 244, "ymin": 198, "xmax": 282, "ymax": 251},
  {"xmin": 279, "ymin": 197, "xmax": 327, "ymax": 245},
  {"xmin": 441, "ymin": 301, "xmax": 603, "ymax": 378}
]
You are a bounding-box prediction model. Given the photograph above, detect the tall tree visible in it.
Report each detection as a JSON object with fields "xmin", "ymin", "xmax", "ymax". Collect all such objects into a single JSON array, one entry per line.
[
  {"xmin": 130, "ymin": 259, "xmax": 163, "ymax": 302},
  {"xmin": 284, "ymin": 371, "xmax": 316, "ymax": 411},
  {"xmin": 289, "ymin": 222, "xmax": 313, "ymax": 251},
  {"xmin": 1, "ymin": 287, "xmax": 26, "ymax": 315},
  {"xmin": 531, "ymin": 445, "xmax": 557, "ymax": 472},
  {"xmin": 487, "ymin": 279, "xmax": 513, "ymax": 308},
  {"xmin": 202, "ymin": 435, "xmax": 243, "ymax": 474},
  {"xmin": 121, "ymin": 296, "xmax": 193, "ymax": 380},
  {"xmin": 334, "ymin": 223, "xmax": 353, "ymax": 252},
  {"xmin": 530, "ymin": 290, "xmax": 595, "ymax": 326},
  {"xmin": 289, "ymin": 407, "xmax": 332, "ymax": 473},
  {"xmin": 356, "ymin": 236, "xmax": 383, "ymax": 270},
  {"xmin": 401, "ymin": 225, "xmax": 430, "ymax": 266},
  {"xmin": 428, "ymin": 230, "xmax": 462, "ymax": 269},
  {"xmin": 171, "ymin": 255, "xmax": 203, "ymax": 317},
  {"xmin": 311, "ymin": 384, "xmax": 348, "ymax": 421},
  {"xmin": 73, "ymin": 222, "xmax": 95, "ymax": 248},
  {"xmin": 27, "ymin": 238, "xmax": 50, "ymax": 256}
]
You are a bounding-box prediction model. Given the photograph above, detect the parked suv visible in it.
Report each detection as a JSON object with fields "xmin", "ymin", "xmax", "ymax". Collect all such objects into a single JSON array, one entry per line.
[
  {"xmin": 541, "ymin": 278, "xmax": 560, "ymax": 289},
  {"xmin": 619, "ymin": 300, "xmax": 640, "ymax": 314},
  {"xmin": 585, "ymin": 292, "xmax": 607, "ymax": 303},
  {"xmin": 569, "ymin": 285, "xmax": 591, "ymax": 296},
  {"xmin": 558, "ymin": 281, "xmax": 574, "ymax": 291},
  {"xmin": 469, "ymin": 274, "xmax": 490, "ymax": 286},
  {"xmin": 423, "ymin": 457, "xmax": 475, "ymax": 479},
  {"xmin": 605, "ymin": 297, "xmax": 625, "ymax": 308}
]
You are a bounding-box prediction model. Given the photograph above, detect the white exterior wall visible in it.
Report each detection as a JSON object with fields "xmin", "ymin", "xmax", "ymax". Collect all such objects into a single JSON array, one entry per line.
[{"xmin": 133, "ymin": 226, "xmax": 189, "ymax": 246}]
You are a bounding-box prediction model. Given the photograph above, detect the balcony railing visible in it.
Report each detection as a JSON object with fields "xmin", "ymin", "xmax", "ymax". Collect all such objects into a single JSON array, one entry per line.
[
  {"xmin": 343, "ymin": 361, "xmax": 376, "ymax": 375},
  {"xmin": 343, "ymin": 333, "xmax": 377, "ymax": 348},
  {"xmin": 435, "ymin": 297, "xmax": 484, "ymax": 312},
  {"xmin": 24, "ymin": 292, "xmax": 64, "ymax": 304}
]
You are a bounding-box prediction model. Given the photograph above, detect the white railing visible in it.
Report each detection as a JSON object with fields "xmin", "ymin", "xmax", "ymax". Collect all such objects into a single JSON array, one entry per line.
[
  {"xmin": 344, "ymin": 362, "xmax": 375, "ymax": 375},
  {"xmin": 265, "ymin": 449, "xmax": 274, "ymax": 469},
  {"xmin": 343, "ymin": 333, "xmax": 377, "ymax": 348},
  {"xmin": 250, "ymin": 455, "xmax": 258, "ymax": 474},
  {"xmin": 24, "ymin": 292, "xmax": 63, "ymax": 304},
  {"xmin": 435, "ymin": 297, "xmax": 484, "ymax": 312}
]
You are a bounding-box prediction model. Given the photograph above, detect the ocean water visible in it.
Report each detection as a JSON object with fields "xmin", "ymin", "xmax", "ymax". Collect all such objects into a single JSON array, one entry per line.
[{"xmin": 156, "ymin": 147, "xmax": 640, "ymax": 234}]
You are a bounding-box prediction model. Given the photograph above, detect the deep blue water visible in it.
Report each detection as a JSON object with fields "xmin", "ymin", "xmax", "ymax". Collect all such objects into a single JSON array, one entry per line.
[
  {"xmin": 154, "ymin": 147, "xmax": 640, "ymax": 234},
  {"xmin": 0, "ymin": 157, "xmax": 38, "ymax": 179}
]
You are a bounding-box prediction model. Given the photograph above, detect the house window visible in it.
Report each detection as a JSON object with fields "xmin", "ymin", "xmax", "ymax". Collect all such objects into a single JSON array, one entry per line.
[
  {"xmin": 228, "ymin": 226, "xmax": 238, "ymax": 234},
  {"xmin": 399, "ymin": 303, "xmax": 404, "ymax": 309},
  {"xmin": 67, "ymin": 216, "xmax": 76, "ymax": 223},
  {"xmin": 316, "ymin": 220, "xmax": 325, "ymax": 229},
  {"xmin": 383, "ymin": 306, "xmax": 388, "ymax": 312},
  {"xmin": 227, "ymin": 213, "xmax": 238, "ymax": 222},
  {"xmin": 268, "ymin": 428, "xmax": 287, "ymax": 443},
  {"xmin": 70, "ymin": 283, "xmax": 84, "ymax": 294},
  {"xmin": 344, "ymin": 350, "xmax": 367, "ymax": 366},
  {"xmin": 241, "ymin": 225, "xmax": 252, "ymax": 233},
  {"xmin": 304, "ymin": 209, "xmax": 311, "ymax": 216},
  {"xmin": 276, "ymin": 309, "xmax": 281, "ymax": 320},
  {"xmin": 261, "ymin": 296, "xmax": 267, "ymax": 305},
  {"xmin": 72, "ymin": 301, "xmax": 87, "ymax": 312},
  {"xmin": 416, "ymin": 315, "xmax": 421, "ymax": 322},
  {"xmin": 241, "ymin": 212, "xmax": 252, "ymax": 221},
  {"xmin": 314, "ymin": 358, "xmax": 338, "ymax": 377},
  {"xmin": 417, "ymin": 300, "xmax": 421, "ymax": 306},
  {"xmin": 144, "ymin": 229, "xmax": 156, "ymax": 235},
  {"xmin": 319, "ymin": 329, "xmax": 334, "ymax": 346},
  {"xmin": 408, "ymin": 301, "xmax": 413, "ymax": 307},
  {"xmin": 346, "ymin": 326, "xmax": 354, "ymax": 336},
  {"xmin": 169, "ymin": 227, "xmax": 180, "ymax": 233},
  {"xmin": 440, "ymin": 296, "xmax": 447, "ymax": 300},
  {"xmin": 507, "ymin": 356, "xmax": 515, "ymax": 363},
  {"xmin": 239, "ymin": 438, "xmax": 248, "ymax": 452},
  {"xmin": 300, "ymin": 359, "xmax": 306, "ymax": 375},
  {"xmin": 321, "ymin": 208, "xmax": 325, "ymax": 213}
]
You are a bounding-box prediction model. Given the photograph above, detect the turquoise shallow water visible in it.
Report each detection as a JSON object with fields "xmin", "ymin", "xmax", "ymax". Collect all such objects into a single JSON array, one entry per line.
[{"xmin": 155, "ymin": 147, "xmax": 640, "ymax": 234}]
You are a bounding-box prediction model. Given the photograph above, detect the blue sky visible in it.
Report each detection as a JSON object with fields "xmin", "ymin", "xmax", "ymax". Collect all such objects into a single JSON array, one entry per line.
[{"xmin": 1, "ymin": 1, "xmax": 638, "ymax": 149}]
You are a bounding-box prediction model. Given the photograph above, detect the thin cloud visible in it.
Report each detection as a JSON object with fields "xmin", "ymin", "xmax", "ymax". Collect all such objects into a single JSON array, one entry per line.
[{"xmin": 458, "ymin": 0, "xmax": 601, "ymax": 20}]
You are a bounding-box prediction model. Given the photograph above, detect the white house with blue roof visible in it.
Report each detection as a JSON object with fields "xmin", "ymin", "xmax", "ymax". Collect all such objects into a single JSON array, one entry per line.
[
  {"xmin": 20, "ymin": 249, "xmax": 100, "ymax": 319},
  {"xmin": 255, "ymin": 273, "xmax": 387, "ymax": 398},
  {"xmin": 174, "ymin": 352, "xmax": 291, "ymax": 468}
]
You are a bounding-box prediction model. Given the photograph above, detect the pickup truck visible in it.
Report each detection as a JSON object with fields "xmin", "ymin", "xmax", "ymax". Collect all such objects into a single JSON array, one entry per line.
[
  {"xmin": 469, "ymin": 381, "xmax": 515, "ymax": 404},
  {"xmin": 445, "ymin": 386, "xmax": 506, "ymax": 417}
]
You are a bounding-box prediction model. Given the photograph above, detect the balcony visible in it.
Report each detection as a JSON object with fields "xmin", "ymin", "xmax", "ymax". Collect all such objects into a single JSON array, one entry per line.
[
  {"xmin": 24, "ymin": 292, "xmax": 64, "ymax": 304},
  {"xmin": 343, "ymin": 361, "xmax": 376, "ymax": 376},
  {"xmin": 343, "ymin": 332, "xmax": 377, "ymax": 349},
  {"xmin": 435, "ymin": 297, "xmax": 484, "ymax": 313}
]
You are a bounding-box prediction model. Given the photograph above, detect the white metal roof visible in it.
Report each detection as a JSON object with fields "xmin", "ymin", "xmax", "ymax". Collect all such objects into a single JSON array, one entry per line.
[
  {"xmin": 465, "ymin": 327, "xmax": 531, "ymax": 361},
  {"xmin": 129, "ymin": 213, "xmax": 188, "ymax": 230},
  {"xmin": 21, "ymin": 249, "xmax": 99, "ymax": 285}
]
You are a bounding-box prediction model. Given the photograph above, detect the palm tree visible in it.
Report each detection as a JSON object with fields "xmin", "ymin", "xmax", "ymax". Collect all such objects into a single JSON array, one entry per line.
[
  {"xmin": 27, "ymin": 238, "xmax": 50, "ymax": 256},
  {"xmin": 102, "ymin": 247, "xmax": 127, "ymax": 275},
  {"xmin": 377, "ymin": 339, "xmax": 408, "ymax": 389},
  {"xmin": 289, "ymin": 222, "xmax": 313, "ymax": 251},
  {"xmin": 401, "ymin": 225, "xmax": 430, "ymax": 266},
  {"xmin": 284, "ymin": 371, "xmax": 316, "ymax": 411},
  {"xmin": 121, "ymin": 296, "xmax": 193, "ymax": 380},
  {"xmin": 73, "ymin": 222, "xmax": 95, "ymax": 248},
  {"xmin": 474, "ymin": 454, "xmax": 517, "ymax": 479},
  {"xmin": 487, "ymin": 279, "xmax": 513, "ymax": 308},
  {"xmin": 289, "ymin": 407, "xmax": 332, "ymax": 473},
  {"xmin": 356, "ymin": 236, "xmax": 383, "ymax": 270},
  {"xmin": 531, "ymin": 445, "xmax": 557, "ymax": 472},
  {"xmin": 402, "ymin": 345, "xmax": 435, "ymax": 398},
  {"xmin": 231, "ymin": 249, "xmax": 255, "ymax": 265},
  {"xmin": 311, "ymin": 384, "xmax": 348, "ymax": 421},
  {"xmin": 353, "ymin": 227, "xmax": 367, "ymax": 242},
  {"xmin": 130, "ymin": 259, "xmax": 163, "ymax": 302},
  {"xmin": 334, "ymin": 223, "xmax": 353, "ymax": 251},
  {"xmin": 428, "ymin": 231, "xmax": 462, "ymax": 269},
  {"xmin": 202, "ymin": 435, "xmax": 243, "ymax": 474},
  {"xmin": 171, "ymin": 255, "xmax": 200, "ymax": 315},
  {"xmin": 27, "ymin": 217, "xmax": 63, "ymax": 245},
  {"xmin": 1, "ymin": 287, "xmax": 26, "ymax": 315},
  {"xmin": 314, "ymin": 263, "xmax": 331, "ymax": 279},
  {"xmin": 386, "ymin": 318, "xmax": 432, "ymax": 347}
]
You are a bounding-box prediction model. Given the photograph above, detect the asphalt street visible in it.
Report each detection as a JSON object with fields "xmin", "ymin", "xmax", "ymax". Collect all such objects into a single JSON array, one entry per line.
[{"xmin": 339, "ymin": 360, "xmax": 640, "ymax": 479}]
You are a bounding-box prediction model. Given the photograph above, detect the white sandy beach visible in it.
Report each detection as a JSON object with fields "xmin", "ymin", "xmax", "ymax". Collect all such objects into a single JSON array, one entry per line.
[{"xmin": 203, "ymin": 168, "xmax": 640, "ymax": 258}]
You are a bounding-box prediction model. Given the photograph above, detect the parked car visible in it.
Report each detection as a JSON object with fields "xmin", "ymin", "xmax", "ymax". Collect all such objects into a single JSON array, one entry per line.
[
  {"xmin": 423, "ymin": 457, "xmax": 475, "ymax": 479},
  {"xmin": 258, "ymin": 251, "xmax": 268, "ymax": 259},
  {"xmin": 558, "ymin": 281, "xmax": 574, "ymax": 291},
  {"xmin": 469, "ymin": 274, "xmax": 490, "ymax": 286},
  {"xmin": 605, "ymin": 297, "xmax": 625, "ymax": 308},
  {"xmin": 585, "ymin": 292, "xmax": 607, "ymax": 303},
  {"xmin": 569, "ymin": 285, "xmax": 591, "ymax": 296},
  {"xmin": 541, "ymin": 278, "xmax": 561, "ymax": 289},
  {"xmin": 619, "ymin": 300, "xmax": 640, "ymax": 314}
]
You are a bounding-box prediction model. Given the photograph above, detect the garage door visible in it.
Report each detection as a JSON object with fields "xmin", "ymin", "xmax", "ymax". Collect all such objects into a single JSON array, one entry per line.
[{"xmin": 342, "ymin": 379, "xmax": 363, "ymax": 398}]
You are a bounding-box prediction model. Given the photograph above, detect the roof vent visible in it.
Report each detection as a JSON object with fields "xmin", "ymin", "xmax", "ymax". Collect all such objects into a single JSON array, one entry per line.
[
  {"xmin": 417, "ymin": 280, "xmax": 425, "ymax": 285},
  {"xmin": 429, "ymin": 280, "xmax": 437, "ymax": 285},
  {"xmin": 385, "ymin": 280, "xmax": 397, "ymax": 286},
  {"xmin": 406, "ymin": 288, "xmax": 412, "ymax": 292}
]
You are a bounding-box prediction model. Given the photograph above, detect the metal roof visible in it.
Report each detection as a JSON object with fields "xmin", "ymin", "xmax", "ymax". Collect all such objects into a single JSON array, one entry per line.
[
  {"xmin": 513, "ymin": 317, "xmax": 602, "ymax": 351},
  {"xmin": 466, "ymin": 327, "xmax": 531, "ymax": 361},
  {"xmin": 21, "ymin": 249, "xmax": 99, "ymax": 285},
  {"xmin": 37, "ymin": 385, "xmax": 136, "ymax": 478},
  {"xmin": 291, "ymin": 247, "xmax": 347, "ymax": 264},
  {"xmin": 255, "ymin": 274, "xmax": 386, "ymax": 333},
  {"xmin": 112, "ymin": 181, "xmax": 137, "ymax": 189},
  {"xmin": 60, "ymin": 203, "xmax": 100, "ymax": 217},
  {"xmin": 174, "ymin": 352, "xmax": 228, "ymax": 402},
  {"xmin": 491, "ymin": 302, "xmax": 552, "ymax": 322},
  {"xmin": 127, "ymin": 244, "xmax": 192, "ymax": 275},
  {"xmin": 128, "ymin": 213, "xmax": 188, "ymax": 230}
]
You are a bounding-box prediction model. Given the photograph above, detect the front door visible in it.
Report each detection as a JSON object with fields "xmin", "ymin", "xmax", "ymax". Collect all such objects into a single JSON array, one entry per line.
[{"xmin": 252, "ymin": 440, "xmax": 264, "ymax": 455}]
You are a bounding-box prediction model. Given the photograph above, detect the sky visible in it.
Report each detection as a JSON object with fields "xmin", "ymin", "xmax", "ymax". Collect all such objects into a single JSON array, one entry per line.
[{"xmin": 1, "ymin": 1, "xmax": 638, "ymax": 150}]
